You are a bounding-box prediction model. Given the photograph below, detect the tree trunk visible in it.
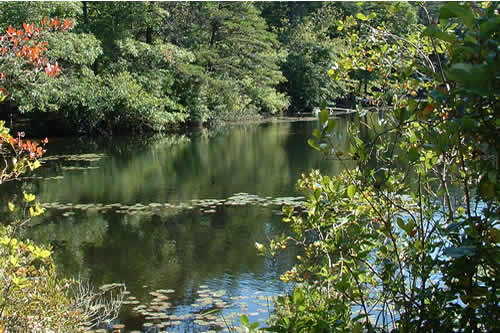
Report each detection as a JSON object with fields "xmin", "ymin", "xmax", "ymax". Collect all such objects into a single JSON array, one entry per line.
[
  {"xmin": 209, "ymin": 22, "xmax": 217, "ymax": 48},
  {"xmin": 83, "ymin": 1, "xmax": 88, "ymax": 26},
  {"xmin": 146, "ymin": 26, "xmax": 152, "ymax": 44}
]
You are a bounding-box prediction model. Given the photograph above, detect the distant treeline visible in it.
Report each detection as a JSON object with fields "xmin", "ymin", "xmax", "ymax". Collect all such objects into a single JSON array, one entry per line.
[{"xmin": 0, "ymin": 2, "xmax": 437, "ymax": 134}]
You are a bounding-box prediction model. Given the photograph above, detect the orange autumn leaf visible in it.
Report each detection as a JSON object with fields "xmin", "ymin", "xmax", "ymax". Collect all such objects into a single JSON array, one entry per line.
[
  {"xmin": 423, "ymin": 104, "xmax": 435, "ymax": 113},
  {"xmin": 22, "ymin": 23, "xmax": 34, "ymax": 35},
  {"xmin": 420, "ymin": 103, "xmax": 436, "ymax": 120},
  {"xmin": 50, "ymin": 18, "xmax": 60, "ymax": 29}
]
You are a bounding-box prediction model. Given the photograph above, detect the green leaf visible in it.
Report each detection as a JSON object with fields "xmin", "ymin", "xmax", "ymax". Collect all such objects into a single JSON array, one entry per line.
[
  {"xmin": 10, "ymin": 256, "xmax": 18, "ymax": 266},
  {"xmin": 250, "ymin": 322, "xmax": 260, "ymax": 330},
  {"xmin": 397, "ymin": 217, "xmax": 406, "ymax": 231},
  {"xmin": 422, "ymin": 25, "xmax": 455, "ymax": 42},
  {"xmin": 440, "ymin": 3, "xmax": 474, "ymax": 28},
  {"xmin": 292, "ymin": 289, "xmax": 305, "ymax": 306},
  {"xmin": 255, "ymin": 242, "xmax": 266, "ymax": 256},
  {"xmin": 308, "ymin": 138, "xmax": 320, "ymax": 151},
  {"xmin": 407, "ymin": 98, "xmax": 417, "ymax": 113},
  {"xmin": 408, "ymin": 147, "xmax": 419, "ymax": 162},
  {"xmin": 461, "ymin": 115, "xmax": 475, "ymax": 130},
  {"xmin": 406, "ymin": 222, "xmax": 416, "ymax": 237},
  {"xmin": 347, "ymin": 185, "xmax": 356, "ymax": 199},
  {"xmin": 470, "ymin": 286, "xmax": 489, "ymax": 297},
  {"xmin": 336, "ymin": 279, "xmax": 350, "ymax": 293},
  {"xmin": 319, "ymin": 109, "xmax": 329, "ymax": 125},
  {"xmin": 480, "ymin": 16, "xmax": 500, "ymax": 37},
  {"xmin": 23, "ymin": 191, "xmax": 36, "ymax": 203},
  {"xmin": 356, "ymin": 13, "xmax": 369, "ymax": 21},
  {"xmin": 325, "ymin": 119, "xmax": 336, "ymax": 133},
  {"xmin": 240, "ymin": 314, "xmax": 249, "ymax": 327},
  {"xmin": 12, "ymin": 276, "xmax": 26, "ymax": 287},
  {"xmin": 39, "ymin": 249, "xmax": 51, "ymax": 258}
]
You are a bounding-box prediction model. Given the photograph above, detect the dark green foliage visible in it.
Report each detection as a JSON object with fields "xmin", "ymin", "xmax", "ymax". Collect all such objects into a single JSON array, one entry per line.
[
  {"xmin": 339, "ymin": 1, "xmax": 418, "ymax": 35},
  {"xmin": 264, "ymin": 2, "xmax": 419, "ymax": 112},
  {"xmin": 0, "ymin": 1, "xmax": 82, "ymax": 30},
  {"xmin": 163, "ymin": 2, "xmax": 289, "ymax": 122},
  {"xmin": 0, "ymin": 1, "xmax": 291, "ymax": 132},
  {"xmin": 280, "ymin": 4, "xmax": 346, "ymax": 112},
  {"xmin": 0, "ymin": 1, "xmax": 423, "ymax": 132}
]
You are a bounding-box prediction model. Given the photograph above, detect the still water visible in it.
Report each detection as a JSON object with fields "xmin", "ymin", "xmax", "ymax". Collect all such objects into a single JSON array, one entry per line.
[{"xmin": 23, "ymin": 119, "xmax": 351, "ymax": 331}]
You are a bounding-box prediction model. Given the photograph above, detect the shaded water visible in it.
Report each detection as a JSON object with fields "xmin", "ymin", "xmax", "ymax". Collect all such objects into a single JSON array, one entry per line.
[{"xmin": 19, "ymin": 119, "xmax": 351, "ymax": 331}]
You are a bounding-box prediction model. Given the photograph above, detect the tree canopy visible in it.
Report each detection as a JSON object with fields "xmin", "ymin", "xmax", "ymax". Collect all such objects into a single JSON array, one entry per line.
[{"xmin": 0, "ymin": 1, "xmax": 427, "ymax": 134}]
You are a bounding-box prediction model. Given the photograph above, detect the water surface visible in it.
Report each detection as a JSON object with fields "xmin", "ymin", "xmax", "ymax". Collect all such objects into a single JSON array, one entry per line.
[{"xmin": 24, "ymin": 120, "xmax": 351, "ymax": 331}]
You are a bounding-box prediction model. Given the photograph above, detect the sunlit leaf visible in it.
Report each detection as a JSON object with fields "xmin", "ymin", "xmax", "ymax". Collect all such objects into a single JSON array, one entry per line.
[
  {"xmin": 23, "ymin": 191, "xmax": 35, "ymax": 203},
  {"xmin": 319, "ymin": 109, "xmax": 329, "ymax": 125},
  {"xmin": 356, "ymin": 13, "xmax": 369, "ymax": 21},
  {"xmin": 255, "ymin": 242, "xmax": 266, "ymax": 256},
  {"xmin": 240, "ymin": 314, "xmax": 249, "ymax": 327},
  {"xmin": 347, "ymin": 185, "xmax": 356, "ymax": 199}
]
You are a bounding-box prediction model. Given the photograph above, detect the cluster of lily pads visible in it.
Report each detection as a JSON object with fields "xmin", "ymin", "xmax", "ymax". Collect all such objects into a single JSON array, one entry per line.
[
  {"xmin": 103, "ymin": 285, "xmax": 277, "ymax": 333},
  {"xmin": 61, "ymin": 166, "xmax": 100, "ymax": 171},
  {"xmin": 36, "ymin": 153, "xmax": 108, "ymax": 173},
  {"xmin": 39, "ymin": 193, "xmax": 306, "ymax": 218},
  {"xmin": 42, "ymin": 153, "xmax": 107, "ymax": 163}
]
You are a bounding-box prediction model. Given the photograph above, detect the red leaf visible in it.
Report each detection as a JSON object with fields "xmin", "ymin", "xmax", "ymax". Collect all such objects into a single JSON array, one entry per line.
[{"xmin": 424, "ymin": 104, "xmax": 435, "ymax": 113}]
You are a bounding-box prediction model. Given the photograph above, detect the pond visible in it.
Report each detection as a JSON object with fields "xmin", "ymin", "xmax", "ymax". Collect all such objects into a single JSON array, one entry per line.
[{"xmin": 20, "ymin": 119, "xmax": 352, "ymax": 332}]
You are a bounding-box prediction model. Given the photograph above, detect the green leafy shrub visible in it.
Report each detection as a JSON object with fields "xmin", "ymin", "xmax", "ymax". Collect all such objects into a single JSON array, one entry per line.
[
  {"xmin": 0, "ymin": 227, "xmax": 86, "ymax": 332},
  {"xmin": 264, "ymin": 2, "xmax": 499, "ymax": 332}
]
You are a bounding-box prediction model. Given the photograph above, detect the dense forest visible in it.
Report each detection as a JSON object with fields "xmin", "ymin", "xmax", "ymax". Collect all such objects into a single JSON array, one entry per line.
[{"xmin": 0, "ymin": 1, "xmax": 439, "ymax": 134}]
